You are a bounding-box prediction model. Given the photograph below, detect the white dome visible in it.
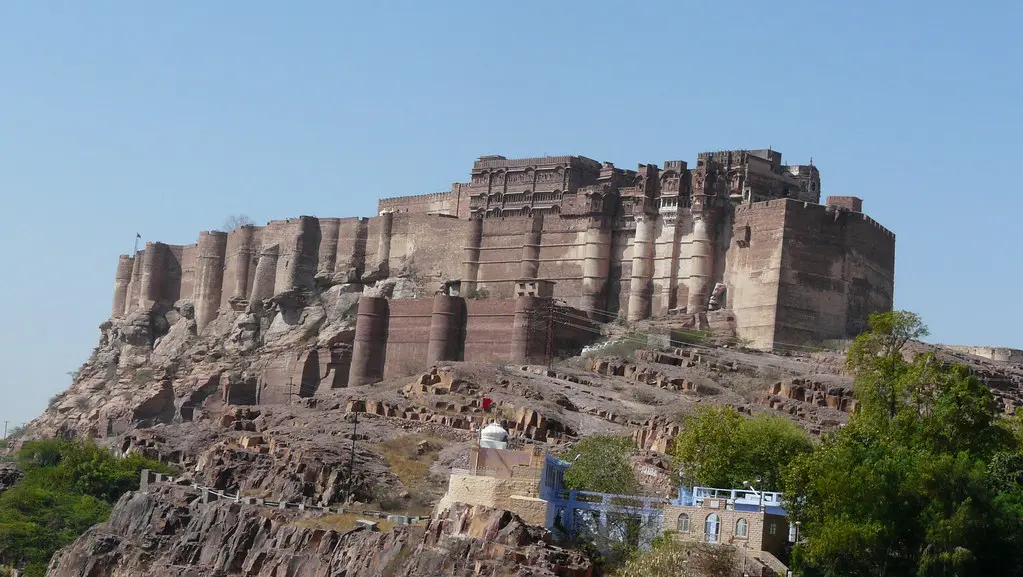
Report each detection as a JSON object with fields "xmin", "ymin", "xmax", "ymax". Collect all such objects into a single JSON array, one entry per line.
[{"xmin": 479, "ymin": 422, "xmax": 509, "ymax": 449}]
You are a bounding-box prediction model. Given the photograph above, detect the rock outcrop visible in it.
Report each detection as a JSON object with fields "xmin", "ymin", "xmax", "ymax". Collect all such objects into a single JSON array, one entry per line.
[{"xmin": 47, "ymin": 485, "xmax": 592, "ymax": 577}]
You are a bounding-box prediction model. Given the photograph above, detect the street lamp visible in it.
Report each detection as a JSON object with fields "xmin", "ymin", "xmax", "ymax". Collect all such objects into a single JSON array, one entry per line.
[{"xmin": 743, "ymin": 476, "xmax": 764, "ymax": 510}]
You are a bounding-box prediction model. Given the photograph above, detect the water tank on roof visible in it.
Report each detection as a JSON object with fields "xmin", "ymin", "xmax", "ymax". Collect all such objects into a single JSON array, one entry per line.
[{"xmin": 479, "ymin": 422, "xmax": 509, "ymax": 449}]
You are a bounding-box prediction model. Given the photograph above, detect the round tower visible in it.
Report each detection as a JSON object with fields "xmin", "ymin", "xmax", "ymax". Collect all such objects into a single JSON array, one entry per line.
[
  {"xmin": 627, "ymin": 214, "xmax": 656, "ymax": 321},
  {"xmin": 427, "ymin": 293, "xmax": 465, "ymax": 364},
  {"xmin": 581, "ymin": 217, "xmax": 611, "ymax": 320},
  {"xmin": 511, "ymin": 295, "xmax": 539, "ymax": 363},
  {"xmin": 687, "ymin": 213, "xmax": 714, "ymax": 314},
  {"xmin": 348, "ymin": 296, "xmax": 389, "ymax": 386},
  {"xmin": 194, "ymin": 231, "xmax": 228, "ymax": 331},
  {"xmin": 112, "ymin": 255, "xmax": 134, "ymax": 317},
  {"xmin": 461, "ymin": 216, "xmax": 485, "ymax": 294}
]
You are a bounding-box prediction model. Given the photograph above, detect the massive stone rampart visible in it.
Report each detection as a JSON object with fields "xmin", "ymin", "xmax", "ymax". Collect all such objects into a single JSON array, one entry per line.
[{"xmin": 110, "ymin": 150, "xmax": 895, "ymax": 350}]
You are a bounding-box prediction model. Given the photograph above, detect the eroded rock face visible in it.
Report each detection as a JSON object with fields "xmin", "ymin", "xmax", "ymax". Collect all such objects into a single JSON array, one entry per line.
[
  {"xmin": 0, "ymin": 464, "xmax": 23, "ymax": 494},
  {"xmin": 46, "ymin": 486, "xmax": 593, "ymax": 577}
]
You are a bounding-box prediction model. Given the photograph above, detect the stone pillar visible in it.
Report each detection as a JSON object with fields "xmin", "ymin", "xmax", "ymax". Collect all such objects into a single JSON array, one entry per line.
[
  {"xmin": 194, "ymin": 231, "xmax": 228, "ymax": 331},
  {"xmin": 427, "ymin": 293, "xmax": 465, "ymax": 364},
  {"xmin": 348, "ymin": 296, "xmax": 389, "ymax": 386},
  {"xmin": 249, "ymin": 246, "xmax": 279, "ymax": 302},
  {"xmin": 112, "ymin": 255, "xmax": 134, "ymax": 317},
  {"xmin": 511, "ymin": 295, "xmax": 541, "ymax": 363},
  {"xmin": 687, "ymin": 213, "xmax": 715, "ymax": 314},
  {"xmin": 317, "ymin": 217, "xmax": 342, "ymax": 282},
  {"xmin": 582, "ymin": 218, "xmax": 611, "ymax": 320},
  {"xmin": 376, "ymin": 211, "xmax": 394, "ymax": 277},
  {"xmin": 627, "ymin": 214, "xmax": 656, "ymax": 322},
  {"xmin": 519, "ymin": 215, "xmax": 543, "ymax": 279},
  {"xmin": 461, "ymin": 216, "xmax": 484, "ymax": 294},
  {"xmin": 222, "ymin": 225, "xmax": 259, "ymax": 308}
]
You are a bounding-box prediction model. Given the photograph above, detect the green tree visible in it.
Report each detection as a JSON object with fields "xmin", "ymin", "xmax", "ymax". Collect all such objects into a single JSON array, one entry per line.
[
  {"xmin": 0, "ymin": 438, "xmax": 170, "ymax": 573},
  {"xmin": 563, "ymin": 435, "xmax": 638, "ymax": 494},
  {"xmin": 785, "ymin": 311, "xmax": 1023, "ymax": 577},
  {"xmin": 562, "ymin": 435, "xmax": 645, "ymax": 570},
  {"xmin": 668, "ymin": 406, "xmax": 812, "ymax": 491}
]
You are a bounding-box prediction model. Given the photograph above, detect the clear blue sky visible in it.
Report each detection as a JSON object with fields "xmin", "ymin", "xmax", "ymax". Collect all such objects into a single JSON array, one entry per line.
[{"xmin": 1, "ymin": 1, "xmax": 1020, "ymax": 423}]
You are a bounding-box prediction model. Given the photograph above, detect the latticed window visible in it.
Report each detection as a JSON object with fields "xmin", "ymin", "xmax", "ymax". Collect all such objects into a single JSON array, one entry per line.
[{"xmin": 677, "ymin": 513, "xmax": 690, "ymax": 533}]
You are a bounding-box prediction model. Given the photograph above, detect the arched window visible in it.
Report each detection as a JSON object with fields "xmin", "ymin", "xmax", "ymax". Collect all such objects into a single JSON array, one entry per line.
[
  {"xmin": 705, "ymin": 514, "xmax": 720, "ymax": 543},
  {"xmin": 735, "ymin": 518, "xmax": 748, "ymax": 538},
  {"xmin": 677, "ymin": 513, "xmax": 690, "ymax": 533}
]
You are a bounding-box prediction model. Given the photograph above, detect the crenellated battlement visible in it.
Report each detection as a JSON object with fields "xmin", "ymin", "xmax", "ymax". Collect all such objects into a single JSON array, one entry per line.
[
  {"xmin": 734, "ymin": 198, "xmax": 896, "ymax": 240},
  {"xmin": 378, "ymin": 191, "xmax": 453, "ymax": 204}
]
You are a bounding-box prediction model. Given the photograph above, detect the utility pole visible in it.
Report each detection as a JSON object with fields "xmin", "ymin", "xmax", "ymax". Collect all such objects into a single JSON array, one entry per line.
[
  {"xmin": 544, "ymin": 297, "xmax": 556, "ymax": 371},
  {"xmin": 344, "ymin": 411, "xmax": 359, "ymax": 504}
]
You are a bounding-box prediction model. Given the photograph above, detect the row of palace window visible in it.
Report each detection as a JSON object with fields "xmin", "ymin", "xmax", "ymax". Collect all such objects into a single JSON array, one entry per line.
[
  {"xmin": 677, "ymin": 513, "xmax": 777, "ymax": 543},
  {"xmin": 483, "ymin": 206, "xmax": 562, "ymax": 217},
  {"xmin": 488, "ymin": 191, "xmax": 565, "ymax": 203}
]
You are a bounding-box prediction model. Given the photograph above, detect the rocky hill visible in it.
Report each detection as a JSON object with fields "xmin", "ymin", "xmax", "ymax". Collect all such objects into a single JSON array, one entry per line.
[
  {"xmin": 20, "ymin": 273, "xmax": 1023, "ymax": 575},
  {"xmin": 47, "ymin": 486, "xmax": 591, "ymax": 577}
]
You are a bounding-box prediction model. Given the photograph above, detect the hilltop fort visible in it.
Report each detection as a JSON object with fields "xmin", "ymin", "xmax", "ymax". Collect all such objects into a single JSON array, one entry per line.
[{"xmin": 111, "ymin": 148, "xmax": 895, "ymax": 356}]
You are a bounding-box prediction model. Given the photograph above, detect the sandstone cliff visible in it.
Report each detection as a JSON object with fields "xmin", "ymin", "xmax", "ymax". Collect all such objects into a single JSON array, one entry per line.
[{"xmin": 47, "ymin": 484, "xmax": 592, "ymax": 577}]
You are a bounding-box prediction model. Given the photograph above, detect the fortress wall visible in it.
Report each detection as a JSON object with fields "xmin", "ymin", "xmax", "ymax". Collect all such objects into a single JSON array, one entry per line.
[
  {"xmin": 316, "ymin": 218, "xmax": 342, "ymax": 281},
  {"xmin": 139, "ymin": 242, "xmax": 185, "ymax": 309},
  {"xmin": 609, "ymin": 226, "xmax": 632, "ymax": 317},
  {"xmin": 464, "ymin": 299, "xmax": 518, "ymax": 363},
  {"xmin": 726, "ymin": 201, "xmax": 787, "ymax": 350},
  {"xmin": 113, "ymin": 255, "xmax": 135, "ymax": 317},
  {"xmin": 671, "ymin": 215, "xmax": 696, "ymax": 312},
  {"xmin": 582, "ymin": 219, "xmax": 613, "ymax": 320},
  {"xmin": 773, "ymin": 201, "xmax": 850, "ymax": 348},
  {"xmin": 388, "ymin": 213, "xmax": 469, "ymax": 284},
  {"xmin": 264, "ymin": 216, "xmax": 321, "ymax": 292},
  {"xmin": 221, "ymin": 225, "xmax": 263, "ymax": 308},
  {"xmin": 249, "ymin": 245, "xmax": 279, "ymax": 302},
  {"xmin": 348, "ymin": 296, "xmax": 530, "ymax": 383},
  {"xmin": 126, "ymin": 249, "xmax": 144, "ymax": 314},
  {"xmin": 651, "ymin": 215, "xmax": 684, "ymax": 315},
  {"xmin": 533, "ymin": 217, "xmax": 590, "ymax": 309},
  {"xmin": 460, "ymin": 217, "xmax": 485, "ymax": 292},
  {"xmin": 454, "ymin": 183, "xmax": 473, "ymax": 219},
  {"xmin": 364, "ymin": 215, "xmax": 387, "ymax": 276},
  {"xmin": 177, "ymin": 245, "xmax": 196, "ymax": 305},
  {"xmin": 194, "ymin": 231, "xmax": 228, "ymax": 331},
  {"xmin": 378, "ymin": 191, "xmax": 456, "ymax": 215},
  {"xmin": 335, "ymin": 217, "xmax": 368, "ymax": 282},
  {"xmin": 383, "ymin": 299, "xmax": 435, "ymax": 379},
  {"xmin": 477, "ymin": 217, "xmax": 536, "ymax": 298},
  {"xmin": 945, "ymin": 346, "xmax": 1023, "ymax": 363},
  {"xmin": 842, "ymin": 213, "xmax": 896, "ymax": 337}
]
